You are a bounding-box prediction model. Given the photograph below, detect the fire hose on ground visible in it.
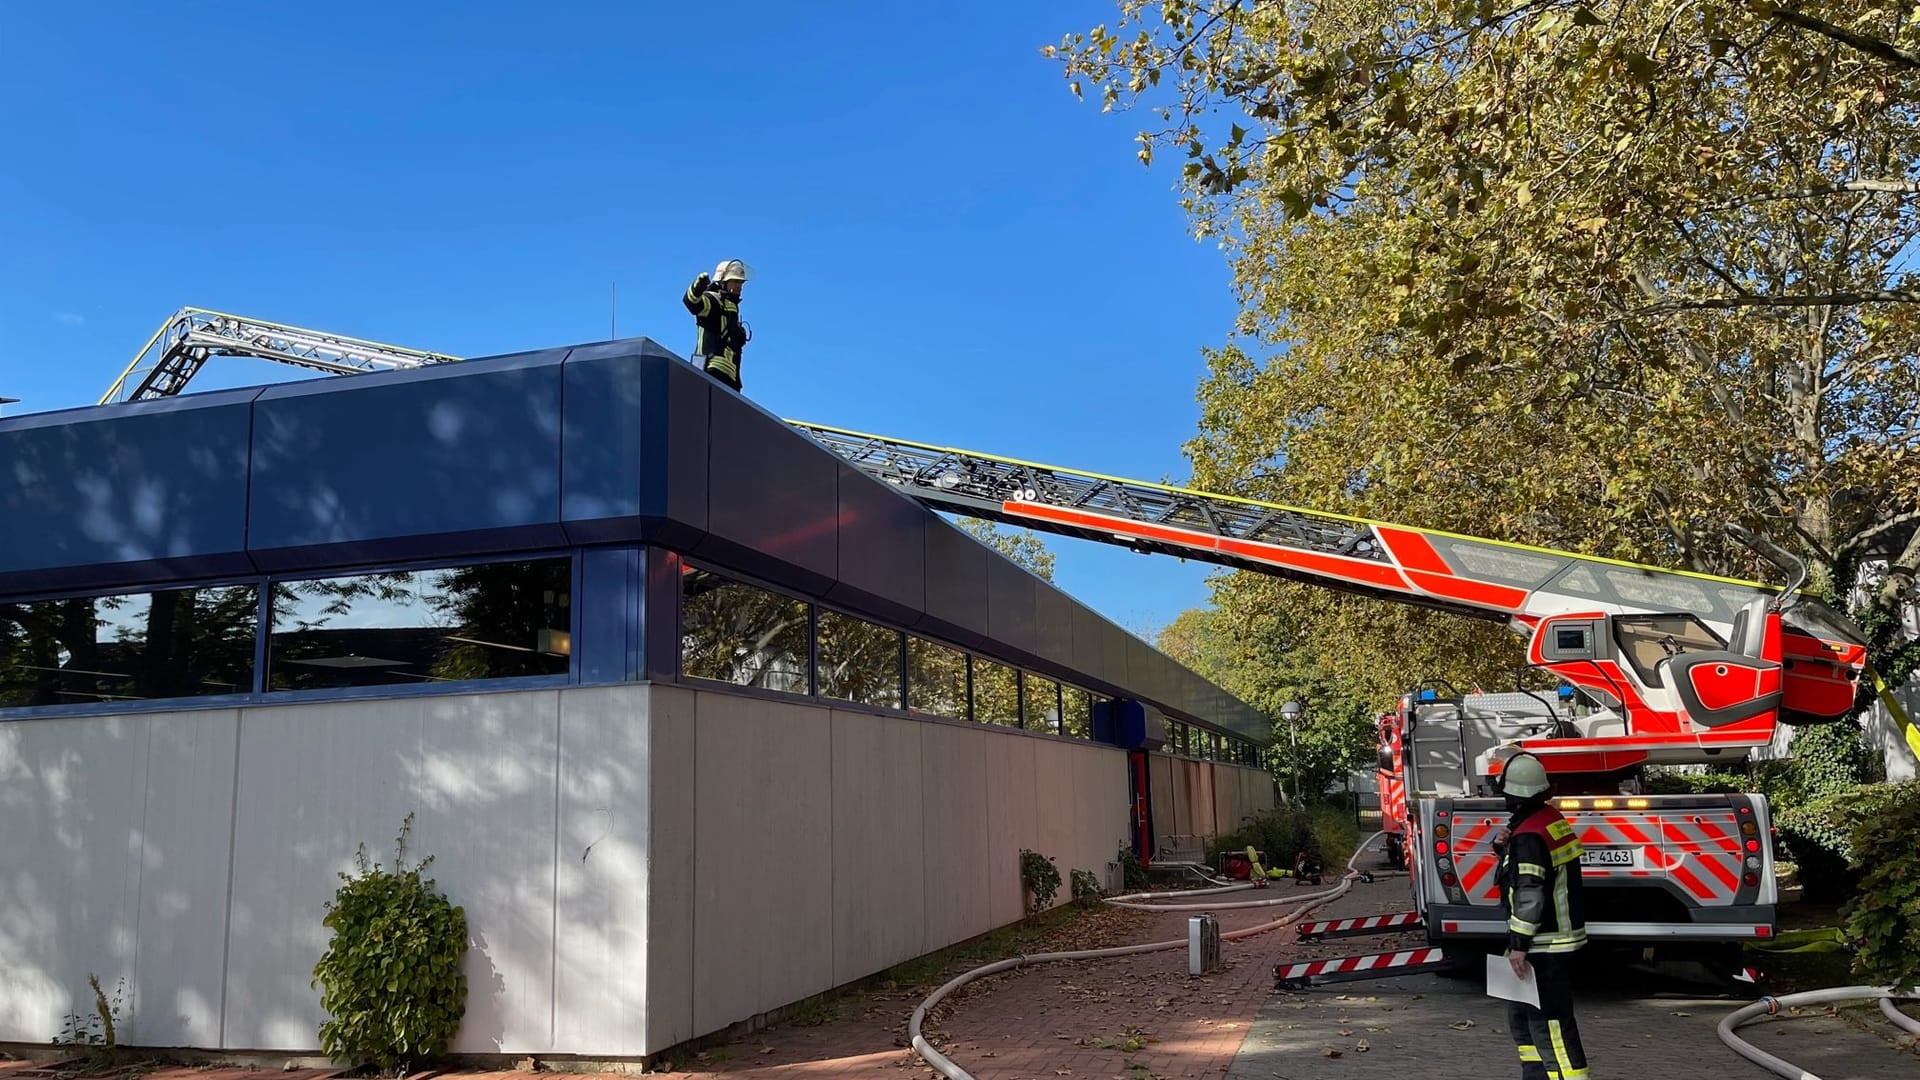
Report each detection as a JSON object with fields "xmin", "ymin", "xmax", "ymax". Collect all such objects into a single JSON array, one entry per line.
[
  {"xmin": 1716, "ymin": 985, "xmax": 1920, "ymax": 1079},
  {"xmin": 907, "ymin": 832, "xmax": 1389, "ymax": 1080}
]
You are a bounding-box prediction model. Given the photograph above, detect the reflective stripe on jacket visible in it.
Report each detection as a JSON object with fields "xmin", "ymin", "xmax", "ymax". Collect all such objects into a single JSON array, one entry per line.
[{"xmin": 1502, "ymin": 804, "xmax": 1588, "ymax": 954}]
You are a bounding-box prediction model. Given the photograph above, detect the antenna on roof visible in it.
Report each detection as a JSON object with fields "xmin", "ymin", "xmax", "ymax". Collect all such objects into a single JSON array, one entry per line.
[
  {"xmin": 610, "ymin": 283, "xmax": 617, "ymax": 340},
  {"xmin": 0, "ymin": 396, "xmax": 18, "ymax": 417}
]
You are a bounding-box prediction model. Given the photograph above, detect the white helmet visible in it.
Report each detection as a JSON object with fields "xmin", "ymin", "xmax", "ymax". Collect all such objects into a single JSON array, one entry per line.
[
  {"xmin": 1500, "ymin": 752, "xmax": 1551, "ymax": 799},
  {"xmin": 712, "ymin": 259, "xmax": 752, "ymax": 284}
]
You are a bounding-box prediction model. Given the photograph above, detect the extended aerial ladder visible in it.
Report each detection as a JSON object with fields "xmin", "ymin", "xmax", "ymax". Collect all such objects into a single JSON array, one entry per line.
[
  {"xmin": 785, "ymin": 422, "xmax": 1883, "ymax": 775},
  {"xmin": 98, "ymin": 307, "xmax": 458, "ymax": 405},
  {"xmin": 87, "ymin": 306, "xmax": 1906, "ymax": 772}
]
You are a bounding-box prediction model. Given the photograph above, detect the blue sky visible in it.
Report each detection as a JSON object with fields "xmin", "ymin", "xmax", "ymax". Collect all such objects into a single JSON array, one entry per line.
[{"xmin": 0, "ymin": 1, "xmax": 1238, "ymax": 638}]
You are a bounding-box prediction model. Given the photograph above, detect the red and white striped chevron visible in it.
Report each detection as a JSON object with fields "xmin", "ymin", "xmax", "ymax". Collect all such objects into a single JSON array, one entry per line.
[
  {"xmin": 1297, "ymin": 911, "xmax": 1424, "ymax": 939},
  {"xmin": 1275, "ymin": 947, "xmax": 1447, "ymax": 984}
]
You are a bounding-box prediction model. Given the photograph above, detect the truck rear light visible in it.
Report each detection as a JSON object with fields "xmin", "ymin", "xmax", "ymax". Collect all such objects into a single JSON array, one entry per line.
[
  {"xmin": 1433, "ymin": 824, "xmax": 1450, "ymax": 840},
  {"xmin": 1755, "ymin": 925, "xmax": 1772, "ymax": 937},
  {"xmin": 1441, "ymin": 871, "xmax": 1458, "ymax": 887},
  {"xmin": 1740, "ymin": 820, "xmax": 1759, "ymax": 837},
  {"xmin": 1443, "ymin": 921, "xmax": 1459, "ymax": 933},
  {"xmin": 1745, "ymin": 840, "xmax": 1760, "ymax": 853},
  {"xmin": 1745, "ymin": 856, "xmax": 1761, "ymax": 869},
  {"xmin": 1743, "ymin": 872, "xmax": 1761, "ymax": 887},
  {"xmin": 1590, "ymin": 798, "xmax": 1616, "ymax": 809},
  {"xmin": 1435, "ymin": 841, "xmax": 1450, "ymax": 855},
  {"xmin": 1626, "ymin": 798, "xmax": 1649, "ymax": 809},
  {"xmin": 1560, "ymin": 798, "xmax": 1581, "ymax": 810}
]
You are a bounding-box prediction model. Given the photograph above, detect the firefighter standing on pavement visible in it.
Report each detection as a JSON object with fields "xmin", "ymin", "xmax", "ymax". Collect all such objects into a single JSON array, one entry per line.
[
  {"xmin": 1494, "ymin": 751, "xmax": 1591, "ymax": 1080},
  {"xmin": 683, "ymin": 259, "xmax": 752, "ymax": 391}
]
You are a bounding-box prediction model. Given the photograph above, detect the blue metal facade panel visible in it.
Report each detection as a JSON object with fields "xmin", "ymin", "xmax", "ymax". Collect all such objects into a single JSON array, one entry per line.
[
  {"xmin": 0, "ymin": 389, "xmax": 260, "ymax": 596},
  {"xmin": 825, "ymin": 464, "xmax": 926, "ymax": 629},
  {"xmin": 556, "ymin": 343, "xmax": 711, "ymax": 550},
  {"xmin": 919, "ymin": 520, "xmax": 990, "ymax": 647},
  {"xmin": 694, "ymin": 390, "xmax": 837, "ymax": 596},
  {"xmin": 985, "ymin": 555, "xmax": 1039, "ymax": 663},
  {"xmin": 1071, "ymin": 603, "xmax": 1107, "ymax": 687},
  {"xmin": 247, "ymin": 350, "xmax": 568, "ymax": 570},
  {"xmin": 558, "ymin": 344, "xmax": 658, "ymax": 542},
  {"xmin": 577, "ymin": 546, "xmax": 643, "ymax": 683},
  {"xmin": 1033, "ymin": 580, "xmax": 1074, "ymax": 673}
]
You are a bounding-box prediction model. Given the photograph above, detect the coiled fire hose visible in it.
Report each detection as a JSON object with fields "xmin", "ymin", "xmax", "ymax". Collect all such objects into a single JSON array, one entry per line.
[
  {"xmin": 908, "ymin": 833, "xmax": 1387, "ymax": 1080},
  {"xmin": 1716, "ymin": 985, "xmax": 1920, "ymax": 1079}
]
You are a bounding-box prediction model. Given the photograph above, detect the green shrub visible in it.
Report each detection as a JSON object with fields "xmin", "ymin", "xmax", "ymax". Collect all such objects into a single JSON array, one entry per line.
[
  {"xmin": 1641, "ymin": 768, "xmax": 1746, "ymax": 796},
  {"xmin": 1070, "ymin": 868, "xmax": 1103, "ymax": 906},
  {"xmin": 1019, "ymin": 849, "xmax": 1061, "ymax": 914},
  {"xmin": 311, "ymin": 814, "xmax": 469, "ymax": 1074},
  {"xmin": 1842, "ymin": 780, "xmax": 1920, "ymax": 991},
  {"xmin": 1775, "ymin": 782, "xmax": 1908, "ymax": 902},
  {"xmin": 1211, "ymin": 803, "xmax": 1361, "ymax": 873},
  {"xmin": 1116, "ymin": 847, "xmax": 1150, "ymax": 891}
]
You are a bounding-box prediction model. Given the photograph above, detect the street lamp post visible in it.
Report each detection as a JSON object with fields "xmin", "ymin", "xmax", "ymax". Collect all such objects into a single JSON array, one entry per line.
[{"xmin": 1279, "ymin": 700, "xmax": 1303, "ymax": 805}]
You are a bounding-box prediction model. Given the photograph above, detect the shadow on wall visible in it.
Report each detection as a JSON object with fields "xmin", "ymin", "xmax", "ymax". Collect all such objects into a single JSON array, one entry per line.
[
  {"xmin": 249, "ymin": 365, "xmax": 565, "ymax": 552},
  {"xmin": 2, "ymin": 406, "xmax": 250, "ymax": 575},
  {"xmin": 0, "ymin": 716, "xmax": 143, "ymax": 1042},
  {"xmin": 463, "ymin": 931, "xmax": 507, "ymax": 1053}
]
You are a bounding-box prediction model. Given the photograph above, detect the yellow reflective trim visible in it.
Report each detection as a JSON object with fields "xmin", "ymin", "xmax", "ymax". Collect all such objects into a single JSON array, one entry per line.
[
  {"xmin": 1517, "ymin": 1045, "xmax": 1542, "ymax": 1062},
  {"xmin": 780, "ymin": 420, "xmax": 1773, "ymax": 589},
  {"xmin": 1518, "ymin": 861, "xmax": 1549, "ymax": 877},
  {"xmin": 1551, "ymin": 845, "xmax": 1582, "ymax": 866},
  {"xmin": 1868, "ymin": 664, "xmax": 1920, "ymax": 761},
  {"xmin": 1510, "ymin": 917, "xmax": 1540, "ymax": 933},
  {"xmin": 1546, "ymin": 820, "xmax": 1575, "ymax": 840},
  {"xmin": 1549, "ymin": 1020, "xmax": 1582, "ymax": 1078}
]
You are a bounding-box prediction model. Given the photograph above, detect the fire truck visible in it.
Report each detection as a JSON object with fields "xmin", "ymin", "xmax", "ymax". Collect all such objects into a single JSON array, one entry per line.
[
  {"xmin": 98, "ymin": 308, "xmax": 1899, "ymax": 965},
  {"xmin": 1377, "ymin": 687, "xmax": 1784, "ymax": 950}
]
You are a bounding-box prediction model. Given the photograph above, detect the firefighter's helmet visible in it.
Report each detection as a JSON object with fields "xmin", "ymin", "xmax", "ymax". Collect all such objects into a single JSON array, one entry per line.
[
  {"xmin": 712, "ymin": 259, "xmax": 752, "ymax": 284},
  {"xmin": 1500, "ymin": 752, "xmax": 1551, "ymax": 798}
]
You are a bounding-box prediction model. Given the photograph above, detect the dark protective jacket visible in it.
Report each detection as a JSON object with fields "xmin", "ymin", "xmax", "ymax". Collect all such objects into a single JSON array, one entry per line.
[
  {"xmin": 682, "ymin": 275, "xmax": 749, "ymax": 386},
  {"xmin": 1501, "ymin": 801, "xmax": 1588, "ymax": 954}
]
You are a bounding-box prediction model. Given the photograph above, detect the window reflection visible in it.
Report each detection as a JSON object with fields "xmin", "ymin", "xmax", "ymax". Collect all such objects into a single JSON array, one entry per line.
[
  {"xmin": 908, "ymin": 637, "xmax": 968, "ymax": 719},
  {"xmin": 1063, "ymin": 687, "xmax": 1092, "ymax": 739},
  {"xmin": 268, "ymin": 560, "xmax": 571, "ymax": 691},
  {"xmin": 1024, "ymin": 674, "xmax": 1061, "ymax": 735},
  {"xmin": 818, "ymin": 609, "xmax": 902, "ymax": 708},
  {"xmin": 0, "ymin": 585, "xmax": 259, "ymax": 707},
  {"xmin": 680, "ymin": 568, "xmax": 810, "ymax": 693},
  {"xmin": 973, "ymin": 659, "xmax": 1020, "ymax": 727}
]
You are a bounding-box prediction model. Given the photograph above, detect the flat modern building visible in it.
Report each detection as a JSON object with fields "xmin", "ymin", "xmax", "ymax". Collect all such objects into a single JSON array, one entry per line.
[{"xmin": 0, "ymin": 339, "xmax": 1275, "ymax": 1058}]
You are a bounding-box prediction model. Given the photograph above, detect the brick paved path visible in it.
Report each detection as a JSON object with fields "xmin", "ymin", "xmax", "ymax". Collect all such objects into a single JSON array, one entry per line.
[
  {"xmin": 617, "ymin": 864, "xmax": 1421, "ymax": 1079},
  {"xmin": 433, "ymin": 854, "xmax": 1914, "ymax": 1080}
]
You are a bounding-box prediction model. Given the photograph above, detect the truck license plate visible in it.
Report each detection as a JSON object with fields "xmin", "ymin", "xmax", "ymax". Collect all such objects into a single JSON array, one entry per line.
[{"xmin": 1580, "ymin": 847, "xmax": 1637, "ymax": 868}]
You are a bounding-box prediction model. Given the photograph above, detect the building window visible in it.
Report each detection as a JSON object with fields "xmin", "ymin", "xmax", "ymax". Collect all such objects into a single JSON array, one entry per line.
[
  {"xmin": 1062, "ymin": 687, "xmax": 1092, "ymax": 739},
  {"xmin": 973, "ymin": 658, "xmax": 1020, "ymax": 727},
  {"xmin": 1023, "ymin": 674, "xmax": 1062, "ymax": 734},
  {"xmin": 679, "ymin": 567, "xmax": 810, "ymax": 693},
  {"xmin": 817, "ymin": 609, "xmax": 903, "ymax": 708},
  {"xmin": 908, "ymin": 636, "xmax": 968, "ymax": 719},
  {"xmin": 0, "ymin": 584, "xmax": 259, "ymax": 708},
  {"xmin": 268, "ymin": 560, "xmax": 570, "ymax": 691}
]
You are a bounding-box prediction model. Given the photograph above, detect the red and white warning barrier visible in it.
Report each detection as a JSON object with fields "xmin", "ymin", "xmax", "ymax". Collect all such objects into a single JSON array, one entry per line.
[
  {"xmin": 1295, "ymin": 911, "xmax": 1424, "ymax": 941},
  {"xmin": 1274, "ymin": 947, "xmax": 1450, "ymax": 988}
]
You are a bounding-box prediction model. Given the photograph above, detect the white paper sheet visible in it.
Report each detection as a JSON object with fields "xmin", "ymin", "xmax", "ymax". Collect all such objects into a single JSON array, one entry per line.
[{"xmin": 1485, "ymin": 952, "xmax": 1542, "ymax": 1008}]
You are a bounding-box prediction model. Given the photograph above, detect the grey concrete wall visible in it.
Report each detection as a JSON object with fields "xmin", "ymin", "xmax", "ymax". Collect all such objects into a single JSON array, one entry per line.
[
  {"xmin": 0, "ymin": 691, "xmax": 568, "ymax": 1054},
  {"xmin": 0, "ymin": 684, "xmax": 1155, "ymax": 1059},
  {"xmin": 1146, "ymin": 757, "xmax": 1275, "ymax": 855},
  {"xmin": 646, "ymin": 686, "xmax": 1134, "ymax": 1045}
]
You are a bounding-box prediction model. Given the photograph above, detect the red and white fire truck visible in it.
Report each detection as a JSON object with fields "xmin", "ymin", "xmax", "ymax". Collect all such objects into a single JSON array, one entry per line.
[{"xmin": 1377, "ymin": 688, "xmax": 1788, "ymax": 948}]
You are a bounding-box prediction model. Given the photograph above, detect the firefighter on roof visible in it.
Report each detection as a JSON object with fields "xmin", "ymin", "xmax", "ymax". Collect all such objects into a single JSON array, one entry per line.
[
  {"xmin": 1495, "ymin": 751, "xmax": 1591, "ymax": 1080},
  {"xmin": 683, "ymin": 259, "xmax": 752, "ymax": 392}
]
